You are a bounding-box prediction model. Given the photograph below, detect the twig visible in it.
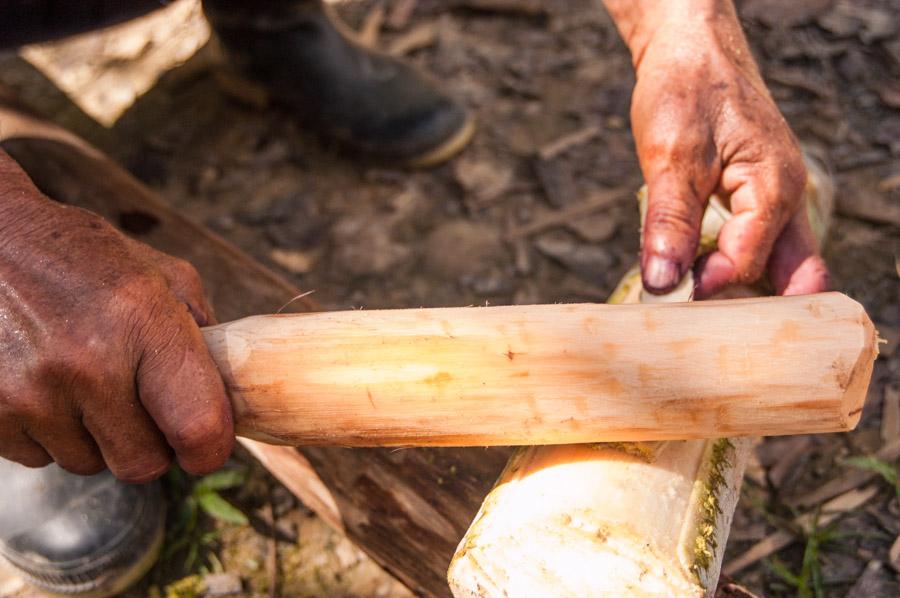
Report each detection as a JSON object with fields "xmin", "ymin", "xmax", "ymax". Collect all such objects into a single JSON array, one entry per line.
[
  {"xmin": 787, "ymin": 438, "xmax": 900, "ymax": 508},
  {"xmin": 882, "ymin": 384, "xmax": 900, "ymax": 444},
  {"xmin": 276, "ymin": 290, "xmax": 316, "ymax": 314},
  {"xmin": 505, "ymin": 187, "xmax": 630, "ymax": 240},
  {"xmin": 265, "ymin": 488, "xmax": 279, "ymax": 598},
  {"xmin": 388, "ymin": 21, "xmax": 438, "ymax": 56},
  {"xmin": 358, "ymin": 3, "xmax": 386, "ymax": 48},
  {"xmin": 537, "ymin": 124, "xmax": 602, "ymax": 161},
  {"xmin": 723, "ymin": 485, "xmax": 879, "ymax": 576},
  {"xmin": 449, "ymin": 0, "xmax": 547, "ymax": 18}
]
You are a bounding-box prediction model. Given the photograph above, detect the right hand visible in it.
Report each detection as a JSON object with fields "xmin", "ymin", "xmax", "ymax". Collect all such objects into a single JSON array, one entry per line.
[{"xmin": 0, "ymin": 150, "xmax": 233, "ymax": 483}]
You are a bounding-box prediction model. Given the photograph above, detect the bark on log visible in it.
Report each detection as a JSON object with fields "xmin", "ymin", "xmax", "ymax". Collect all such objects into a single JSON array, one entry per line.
[
  {"xmin": 204, "ymin": 293, "xmax": 876, "ymax": 446},
  {"xmin": 448, "ymin": 158, "xmax": 841, "ymax": 597},
  {"xmin": 0, "ymin": 98, "xmax": 505, "ymax": 597}
]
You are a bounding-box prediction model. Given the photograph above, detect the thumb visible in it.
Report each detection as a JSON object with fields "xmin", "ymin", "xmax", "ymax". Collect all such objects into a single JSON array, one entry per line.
[{"xmin": 641, "ymin": 173, "xmax": 708, "ymax": 294}]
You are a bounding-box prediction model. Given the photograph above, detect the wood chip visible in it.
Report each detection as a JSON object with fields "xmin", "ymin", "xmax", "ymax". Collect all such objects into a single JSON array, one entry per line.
[
  {"xmin": 537, "ymin": 124, "xmax": 602, "ymax": 161},
  {"xmin": 889, "ymin": 535, "xmax": 900, "ymax": 572},
  {"xmin": 724, "ymin": 485, "xmax": 879, "ymax": 576},
  {"xmin": 715, "ymin": 580, "xmax": 763, "ymax": 598},
  {"xmin": 388, "ymin": 21, "xmax": 438, "ymax": 56},
  {"xmin": 203, "ymin": 572, "xmax": 243, "ymax": 596},
  {"xmin": 270, "ymin": 249, "xmax": 316, "ymax": 274},
  {"xmin": 788, "ymin": 438, "xmax": 900, "ymax": 508},
  {"xmin": 358, "ymin": 3, "xmax": 386, "ymax": 48},
  {"xmin": 846, "ymin": 560, "xmax": 889, "ymax": 598},
  {"xmin": 882, "ymin": 384, "xmax": 900, "ymax": 444},
  {"xmin": 878, "ymin": 171, "xmax": 900, "ymax": 192},
  {"xmin": 506, "ymin": 187, "xmax": 630, "ymax": 240},
  {"xmin": 877, "ymin": 323, "xmax": 899, "ymax": 359},
  {"xmin": 566, "ymin": 213, "xmax": 618, "ymax": 243}
]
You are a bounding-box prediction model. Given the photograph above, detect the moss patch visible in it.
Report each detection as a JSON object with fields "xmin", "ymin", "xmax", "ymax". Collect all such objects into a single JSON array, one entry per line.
[{"xmin": 690, "ymin": 438, "xmax": 735, "ymax": 585}]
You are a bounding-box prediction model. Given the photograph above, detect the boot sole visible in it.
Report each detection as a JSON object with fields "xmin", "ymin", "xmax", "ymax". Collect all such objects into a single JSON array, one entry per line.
[{"xmin": 3, "ymin": 506, "xmax": 165, "ymax": 598}]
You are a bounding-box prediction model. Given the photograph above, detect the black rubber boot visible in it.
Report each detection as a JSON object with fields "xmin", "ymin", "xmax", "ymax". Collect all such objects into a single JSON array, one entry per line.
[
  {"xmin": 0, "ymin": 460, "xmax": 165, "ymax": 597},
  {"xmin": 0, "ymin": 1, "xmax": 164, "ymax": 50},
  {"xmin": 202, "ymin": 0, "xmax": 474, "ymax": 167}
]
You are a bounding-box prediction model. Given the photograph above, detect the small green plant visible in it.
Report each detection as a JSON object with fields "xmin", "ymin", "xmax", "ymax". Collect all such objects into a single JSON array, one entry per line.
[
  {"xmin": 163, "ymin": 466, "xmax": 249, "ymax": 575},
  {"xmin": 843, "ymin": 455, "xmax": 900, "ymax": 502},
  {"xmin": 763, "ymin": 509, "xmax": 848, "ymax": 598}
]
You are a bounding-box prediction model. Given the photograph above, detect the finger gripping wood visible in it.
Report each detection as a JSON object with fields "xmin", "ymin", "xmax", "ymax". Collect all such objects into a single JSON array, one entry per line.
[{"xmin": 203, "ymin": 292, "xmax": 876, "ymax": 446}]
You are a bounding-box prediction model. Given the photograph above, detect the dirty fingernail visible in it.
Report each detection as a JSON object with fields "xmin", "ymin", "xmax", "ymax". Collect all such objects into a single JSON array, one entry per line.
[{"xmin": 643, "ymin": 255, "xmax": 681, "ymax": 293}]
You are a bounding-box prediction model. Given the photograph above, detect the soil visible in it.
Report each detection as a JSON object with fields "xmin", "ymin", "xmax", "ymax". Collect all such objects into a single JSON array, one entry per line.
[{"xmin": 0, "ymin": 0, "xmax": 898, "ymax": 596}]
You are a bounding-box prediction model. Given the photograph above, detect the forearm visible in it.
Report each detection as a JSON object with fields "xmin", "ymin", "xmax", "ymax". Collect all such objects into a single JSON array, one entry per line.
[{"xmin": 602, "ymin": 0, "xmax": 755, "ymax": 74}]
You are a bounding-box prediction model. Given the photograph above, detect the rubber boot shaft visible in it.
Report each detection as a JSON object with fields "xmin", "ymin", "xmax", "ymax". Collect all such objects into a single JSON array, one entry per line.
[{"xmin": 0, "ymin": 1, "xmax": 166, "ymax": 49}]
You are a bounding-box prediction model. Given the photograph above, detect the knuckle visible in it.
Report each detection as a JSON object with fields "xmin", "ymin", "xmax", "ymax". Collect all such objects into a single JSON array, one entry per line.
[
  {"xmin": 58, "ymin": 455, "xmax": 106, "ymax": 476},
  {"xmin": 171, "ymin": 407, "xmax": 231, "ymax": 456},
  {"xmin": 733, "ymin": 254, "xmax": 767, "ymax": 284},
  {"xmin": 4, "ymin": 392, "xmax": 52, "ymax": 425},
  {"xmin": 646, "ymin": 201, "xmax": 701, "ymax": 244},
  {"xmin": 169, "ymin": 257, "xmax": 202, "ymax": 284},
  {"xmin": 111, "ymin": 271, "xmax": 170, "ymax": 311},
  {"xmin": 12, "ymin": 452, "xmax": 52, "ymax": 469},
  {"xmin": 112, "ymin": 454, "xmax": 172, "ymax": 484}
]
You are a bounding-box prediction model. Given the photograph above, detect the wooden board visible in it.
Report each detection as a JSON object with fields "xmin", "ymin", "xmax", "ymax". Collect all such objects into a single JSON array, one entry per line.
[{"xmin": 0, "ymin": 103, "xmax": 509, "ymax": 597}]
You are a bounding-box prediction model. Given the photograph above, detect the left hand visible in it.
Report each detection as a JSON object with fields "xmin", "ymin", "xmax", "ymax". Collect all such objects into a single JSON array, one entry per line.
[{"xmin": 608, "ymin": 0, "xmax": 829, "ymax": 297}]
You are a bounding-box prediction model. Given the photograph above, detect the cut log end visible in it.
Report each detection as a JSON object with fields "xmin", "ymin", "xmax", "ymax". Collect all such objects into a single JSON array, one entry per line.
[{"xmin": 839, "ymin": 296, "xmax": 878, "ymax": 432}]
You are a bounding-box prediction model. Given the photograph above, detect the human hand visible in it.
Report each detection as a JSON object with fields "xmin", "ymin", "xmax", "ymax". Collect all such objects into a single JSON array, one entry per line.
[
  {"xmin": 605, "ymin": 0, "xmax": 828, "ymax": 297},
  {"xmin": 0, "ymin": 150, "xmax": 233, "ymax": 482}
]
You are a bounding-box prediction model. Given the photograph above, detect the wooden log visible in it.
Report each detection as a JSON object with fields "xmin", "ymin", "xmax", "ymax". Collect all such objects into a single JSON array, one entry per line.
[
  {"xmin": 0, "ymin": 97, "xmax": 507, "ymax": 596},
  {"xmin": 204, "ymin": 293, "xmax": 876, "ymax": 447},
  {"xmin": 448, "ymin": 157, "xmax": 840, "ymax": 597}
]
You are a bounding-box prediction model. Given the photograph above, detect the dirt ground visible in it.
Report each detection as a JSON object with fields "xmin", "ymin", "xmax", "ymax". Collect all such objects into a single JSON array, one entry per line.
[{"xmin": 1, "ymin": 0, "xmax": 899, "ymax": 596}]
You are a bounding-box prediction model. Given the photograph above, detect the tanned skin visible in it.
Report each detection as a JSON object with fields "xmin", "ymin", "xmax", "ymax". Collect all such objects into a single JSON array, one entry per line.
[
  {"xmin": 0, "ymin": 149, "xmax": 233, "ymax": 482},
  {"xmin": 604, "ymin": 0, "xmax": 828, "ymax": 297},
  {"xmin": 0, "ymin": 0, "xmax": 827, "ymax": 481}
]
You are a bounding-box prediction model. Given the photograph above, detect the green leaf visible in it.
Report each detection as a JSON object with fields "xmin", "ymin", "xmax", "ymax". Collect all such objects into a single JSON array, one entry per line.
[
  {"xmin": 765, "ymin": 557, "xmax": 800, "ymax": 587},
  {"xmin": 197, "ymin": 491, "xmax": 248, "ymax": 525},
  {"xmin": 843, "ymin": 456, "xmax": 898, "ymax": 485},
  {"xmin": 195, "ymin": 469, "xmax": 246, "ymax": 493}
]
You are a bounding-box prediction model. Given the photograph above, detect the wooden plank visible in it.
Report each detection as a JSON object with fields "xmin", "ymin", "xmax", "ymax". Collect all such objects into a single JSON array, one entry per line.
[{"xmin": 0, "ymin": 102, "xmax": 507, "ymax": 597}]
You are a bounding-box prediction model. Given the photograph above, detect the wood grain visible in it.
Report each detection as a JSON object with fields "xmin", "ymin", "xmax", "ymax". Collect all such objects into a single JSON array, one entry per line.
[{"xmin": 204, "ymin": 294, "xmax": 876, "ymax": 446}]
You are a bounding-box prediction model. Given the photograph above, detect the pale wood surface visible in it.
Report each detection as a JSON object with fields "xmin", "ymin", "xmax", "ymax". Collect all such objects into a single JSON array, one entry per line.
[
  {"xmin": 448, "ymin": 161, "xmax": 842, "ymax": 597},
  {"xmin": 205, "ymin": 293, "xmax": 876, "ymax": 446}
]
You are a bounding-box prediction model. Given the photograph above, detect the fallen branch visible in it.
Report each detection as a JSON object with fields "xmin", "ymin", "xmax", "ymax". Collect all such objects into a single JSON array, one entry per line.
[
  {"xmin": 537, "ymin": 124, "xmax": 602, "ymax": 161},
  {"xmin": 505, "ymin": 187, "xmax": 629, "ymax": 240},
  {"xmin": 786, "ymin": 437, "xmax": 900, "ymax": 509}
]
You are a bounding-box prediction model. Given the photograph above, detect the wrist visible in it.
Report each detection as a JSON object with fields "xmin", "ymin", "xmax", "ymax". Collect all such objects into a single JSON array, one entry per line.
[{"xmin": 603, "ymin": 0, "xmax": 745, "ymax": 71}]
